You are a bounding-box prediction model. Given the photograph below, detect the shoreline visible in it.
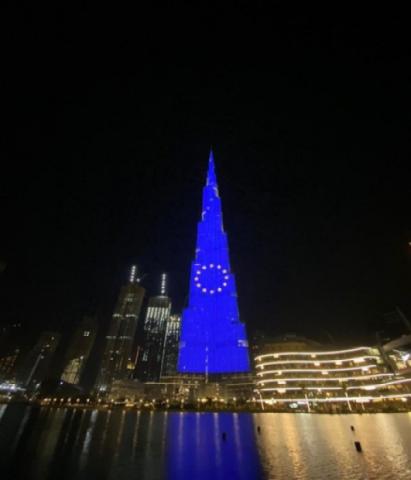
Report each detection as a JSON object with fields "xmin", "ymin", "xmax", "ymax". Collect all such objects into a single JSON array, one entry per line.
[{"xmin": 1, "ymin": 400, "xmax": 410, "ymax": 414}]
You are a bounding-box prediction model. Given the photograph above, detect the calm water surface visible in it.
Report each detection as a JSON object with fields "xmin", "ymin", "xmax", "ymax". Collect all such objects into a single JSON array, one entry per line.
[{"xmin": 1, "ymin": 404, "xmax": 411, "ymax": 479}]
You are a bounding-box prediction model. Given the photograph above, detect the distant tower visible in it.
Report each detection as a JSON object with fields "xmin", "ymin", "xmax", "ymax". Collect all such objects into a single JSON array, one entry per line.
[
  {"xmin": 160, "ymin": 314, "xmax": 181, "ymax": 378},
  {"xmin": 136, "ymin": 273, "xmax": 172, "ymax": 381},
  {"xmin": 60, "ymin": 316, "xmax": 98, "ymax": 386},
  {"xmin": 96, "ymin": 266, "xmax": 145, "ymax": 393},
  {"xmin": 178, "ymin": 150, "xmax": 250, "ymax": 374},
  {"xmin": 17, "ymin": 331, "xmax": 61, "ymax": 391}
]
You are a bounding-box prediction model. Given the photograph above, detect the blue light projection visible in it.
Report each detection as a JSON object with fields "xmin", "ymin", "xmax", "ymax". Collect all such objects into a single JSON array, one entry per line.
[{"xmin": 178, "ymin": 150, "xmax": 250, "ymax": 374}]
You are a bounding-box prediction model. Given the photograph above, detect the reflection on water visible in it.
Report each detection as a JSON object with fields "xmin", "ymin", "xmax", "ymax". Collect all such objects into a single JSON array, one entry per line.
[
  {"xmin": 1, "ymin": 405, "xmax": 411, "ymax": 479},
  {"xmin": 166, "ymin": 412, "xmax": 261, "ymax": 480}
]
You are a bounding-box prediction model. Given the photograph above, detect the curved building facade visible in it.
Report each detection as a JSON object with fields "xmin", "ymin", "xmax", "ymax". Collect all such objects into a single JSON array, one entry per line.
[{"xmin": 254, "ymin": 337, "xmax": 411, "ymax": 409}]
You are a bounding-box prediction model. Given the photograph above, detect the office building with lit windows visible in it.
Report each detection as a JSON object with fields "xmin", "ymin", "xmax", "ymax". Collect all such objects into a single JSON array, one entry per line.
[
  {"xmin": 60, "ymin": 316, "xmax": 97, "ymax": 385},
  {"xmin": 254, "ymin": 335, "xmax": 411, "ymax": 410},
  {"xmin": 160, "ymin": 314, "xmax": 181, "ymax": 378},
  {"xmin": 136, "ymin": 274, "xmax": 172, "ymax": 381},
  {"xmin": 96, "ymin": 266, "xmax": 145, "ymax": 392}
]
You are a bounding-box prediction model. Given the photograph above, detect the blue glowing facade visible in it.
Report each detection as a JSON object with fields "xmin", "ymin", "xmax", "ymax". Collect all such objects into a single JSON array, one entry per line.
[{"xmin": 178, "ymin": 151, "xmax": 250, "ymax": 374}]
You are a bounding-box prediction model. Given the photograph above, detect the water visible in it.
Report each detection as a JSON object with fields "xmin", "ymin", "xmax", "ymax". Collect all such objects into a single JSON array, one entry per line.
[{"xmin": 1, "ymin": 404, "xmax": 411, "ymax": 479}]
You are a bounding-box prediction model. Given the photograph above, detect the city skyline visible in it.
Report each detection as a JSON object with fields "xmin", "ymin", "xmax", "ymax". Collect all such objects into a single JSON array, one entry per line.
[
  {"xmin": 1, "ymin": 8, "xmax": 411, "ymax": 480},
  {"xmin": 0, "ymin": 141, "xmax": 409, "ymax": 345}
]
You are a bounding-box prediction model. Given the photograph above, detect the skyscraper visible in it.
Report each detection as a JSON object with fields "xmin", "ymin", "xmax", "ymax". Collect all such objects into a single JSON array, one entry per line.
[
  {"xmin": 17, "ymin": 331, "xmax": 61, "ymax": 391},
  {"xmin": 136, "ymin": 273, "xmax": 172, "ymax": 381},
  {"xmin": 60, "ymin": 316, "xmax": 97, "ymax": 385},
  {"xmin": 178, "ymin": 151, "xmax": 250, "ymax": 374},
  {"xmin": 0, "ymin": 323, "xmax": 22, "ymax": 382},
  {"xmin": 160, "ymin": 314, "xmax": 181, "ymax": 377},
  {"xmin": 97, "ymin": 266, "xmax": 145, "ymax": 392}
]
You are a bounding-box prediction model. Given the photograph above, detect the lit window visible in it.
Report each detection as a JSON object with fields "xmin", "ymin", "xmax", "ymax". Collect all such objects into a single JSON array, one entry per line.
[{"xmin": 83, "ymin": 331, "xmax": 90, "ymax": 337}]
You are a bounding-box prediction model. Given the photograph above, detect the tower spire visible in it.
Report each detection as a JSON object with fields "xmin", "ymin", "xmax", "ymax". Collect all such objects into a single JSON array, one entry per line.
[{"xmin": 206, "ymin": 148, "xmax": 217, "ymax": 186}]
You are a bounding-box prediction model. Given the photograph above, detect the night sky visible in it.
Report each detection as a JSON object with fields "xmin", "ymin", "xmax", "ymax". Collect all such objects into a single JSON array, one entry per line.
[{"xmin": 1, "ymin": 7, "xmax": 410, "ymax": 345}]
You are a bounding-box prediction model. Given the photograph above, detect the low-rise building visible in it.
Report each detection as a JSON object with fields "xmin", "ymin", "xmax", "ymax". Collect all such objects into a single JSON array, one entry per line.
[{"xmin": 254, "ymin": 335, "xmax": 411, "ymax": 411}]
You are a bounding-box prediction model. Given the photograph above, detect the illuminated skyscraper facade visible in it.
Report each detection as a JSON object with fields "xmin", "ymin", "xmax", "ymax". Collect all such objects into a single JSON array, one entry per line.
[
  {"xmin": 97, "ymin": 266, "xmax": 145, "ymax": 392},
  {"xmin": 161, "ymin": 314, "xmax": 181, "ymax": 377},
  {"xmin": 178, "ymin": 151, "xmax": 250, "ymax": 374},
  {"xmin": 136, "ymin": 274, "xmax": 172, "ymax": 381}
]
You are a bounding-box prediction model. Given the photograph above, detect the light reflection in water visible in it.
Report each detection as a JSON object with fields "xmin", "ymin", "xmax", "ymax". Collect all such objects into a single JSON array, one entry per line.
[
  {"xmin": 80, "ymin": 409, "xmax": 98, "ymax": 466},
  {"xmin": 166, "ymin": 412, "xmax": 262, "ymax": 480},
  {"xmin": 131, "ymin": 411, "xmax": 141, "ymax": 460},
  {"xmin": 0, "ymin": 404, "xmax": 8, "ymax": 422},
  {"xmin": 1, "ymin": 406, "xmax": 411, "ymax": 480}
]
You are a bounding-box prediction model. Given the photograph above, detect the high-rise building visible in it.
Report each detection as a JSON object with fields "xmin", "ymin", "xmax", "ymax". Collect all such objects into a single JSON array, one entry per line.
[
  {"xmin": 96, "ymin": 266, "xmax": 145, "ymax": 392},
  {"xmin": 160, "ymin": 314, "xmax": 181, "ymax": 377},
  {"xmin": 0, "ymin": 323, "xmax": 22, "ymax": 382},
  {"xmin": 60, "ymin": 315, "xmax": 97, "ymax": 385},
  {"xmin": 136, "ymin": 273, "xmax": 172, "ymax": 381},
  {"xmin": 178, "ymin": 150, "xmax": 250, "ymax": 374},
  {"xmin": 17, "ymin": 331, "xmax": 61, "ymax": 391}
]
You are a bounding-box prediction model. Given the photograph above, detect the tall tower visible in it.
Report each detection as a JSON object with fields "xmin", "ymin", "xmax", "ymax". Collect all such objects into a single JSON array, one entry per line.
[
  {"xmin": 136, "ymin": 273, "xmax": 172, "ymax": 381},
  {"xmin": 96, "ymin": 266, "xmax": 145, "ymax": 392},
  {"xmin": 178, "ymin": 150, "xmax": 250, "ymax": 374}
]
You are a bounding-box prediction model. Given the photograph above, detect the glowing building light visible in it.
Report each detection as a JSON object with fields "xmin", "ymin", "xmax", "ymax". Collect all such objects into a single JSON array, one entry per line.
[
  {"xmin": 160, "ymin": 273, "xmax": 168, "ymax": 295},
  {"xmin": 130, "ymin": 265, "xmax": 137, "ymax": 283},
  {"xmin": 178, "ymin": 150, "xmax": 250, "ymax": 374},
  {"xmin": 255, "ymin": 347, "xmax": 374, "ymax": 361}
]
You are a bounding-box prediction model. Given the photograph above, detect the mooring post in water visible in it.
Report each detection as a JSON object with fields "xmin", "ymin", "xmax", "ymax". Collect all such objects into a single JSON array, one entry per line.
[
  {"xmin": 350, "ymin": 425, "xmax": 355, "ymax": 432},
  {"xmin": 222, "ymin": 432, "xmax": 227, "ymax": 441},
  {"xmin": 257, "ymin": 426, "xmax": 261, "ymax": 434},
  {"xmin": 354, "ymin": 441, "xmax": 362, "ymax": 452}
]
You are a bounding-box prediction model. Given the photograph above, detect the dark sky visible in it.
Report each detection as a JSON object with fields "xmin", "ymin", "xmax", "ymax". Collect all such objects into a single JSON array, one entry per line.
[{"xmin": 1, "ymin": 6, "xmax": 410, "ymax": 344}]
